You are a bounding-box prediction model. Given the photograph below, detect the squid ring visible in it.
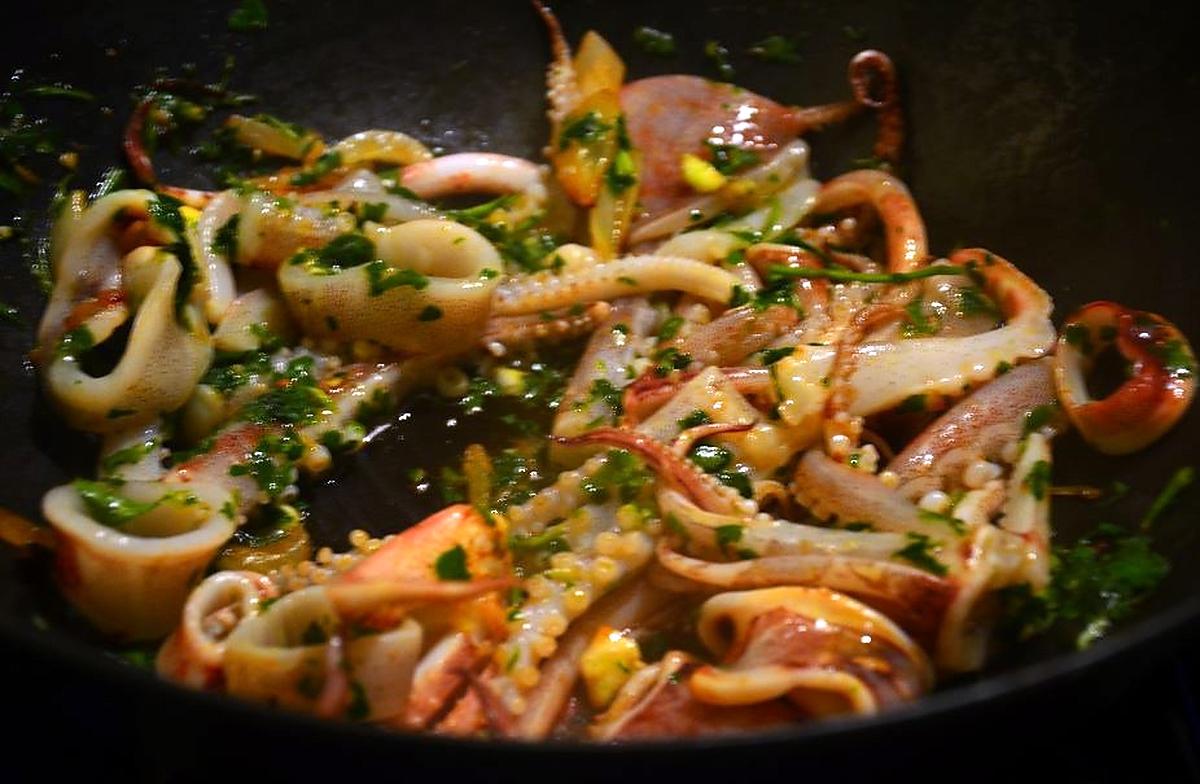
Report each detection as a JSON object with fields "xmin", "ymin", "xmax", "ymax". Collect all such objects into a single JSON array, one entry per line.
[
  {"xmin": 278, "ymin": 219, "xmax": 502, "ymax": 356},
  {"xmin": 1053, "ymin": 301, "xmax": 1196, "ymax": 455}
]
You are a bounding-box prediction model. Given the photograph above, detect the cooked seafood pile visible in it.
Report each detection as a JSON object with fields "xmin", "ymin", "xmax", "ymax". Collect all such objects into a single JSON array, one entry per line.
[{"xmin": 28, "ymin": 6, "xmax": 1195, "ymax": 740}]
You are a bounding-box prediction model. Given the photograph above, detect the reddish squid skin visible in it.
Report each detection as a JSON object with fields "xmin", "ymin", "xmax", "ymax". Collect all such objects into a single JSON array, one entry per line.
[
  {"xmin": 124, "ymin": 99, "xmax": 156, "ymax": 185},
  {"xmin": 1054, "ymin": 301, "xmax": 1196, "ymax": 455},
  {"xmin": 620, "ymin": 75, "xmax": 860, "ymax": 219}
]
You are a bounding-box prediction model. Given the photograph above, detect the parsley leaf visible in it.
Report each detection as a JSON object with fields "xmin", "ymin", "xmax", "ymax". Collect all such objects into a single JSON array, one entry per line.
[{"xmin": 434, "ymin": 544, "xmax": 471, "ymax": 581}]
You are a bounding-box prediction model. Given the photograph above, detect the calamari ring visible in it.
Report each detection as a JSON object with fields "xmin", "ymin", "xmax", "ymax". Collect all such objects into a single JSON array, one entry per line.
[{"xmin": 1053, "ymin": 301, "xmax": 1196, "ymax": 454}]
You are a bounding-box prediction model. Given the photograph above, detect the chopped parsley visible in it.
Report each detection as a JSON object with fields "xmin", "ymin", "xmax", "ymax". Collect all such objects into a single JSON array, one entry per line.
[
  {"xmin": 1002, "ymin": 523, "xmax": 1168, "ymax": 649},
  {"xmin": 652, "ymin": 347, "xmax": 692, "ymax": 376},
  {"xmin": 418, "ymin": 305, "xmax": 443, "ymax": 322},
  {"xmin": 605, "ymin": 144, "xmax": 638, "ymax": 195},
  {"xmin": 345, "ymin": 681, "xmax": 371, "ymax": 721},
  {"xmin": 292, "ymin": 233, "xmax": 376, "ymax": 273},
  {"xmin": 1024, "ymin": 460, "xmax": 1052, "ymax": 501},
  {"xmin": 99, "ymin": 438, "xmax": 159, "ymax": 477},
  {"xmin": 677, "ymin": 409, "xmax": 713, "ymax": 429},
  {"xmin": 703, "ymin": 40, "xmax": 735, "ymax": 80},
  {"xmin": 758, "ymin": 346, "xmax": 795, "ymax": 366},
  {"xmin": 917, "ymin": 508, "xmax": 966, "ymax": 535},
  {"xmin": 893, "ymin": 533, "xmax": 947, "ymax": 576},
  {"xmin": 1156, "ymin": 339, "xmax": 1196, "ymax": 378},
  {"xmin": 582, "ymin": 378, "xmax": 624, "ymax": 421},
  {"xmin": 364, "ymin": 260, "xmax": 429, "ymax": 296},
  {"xmin": 213, "ymin": 214, "xmax": 240, "ymax": 261},
  {"xmin": 896, "ymin": 394, "xmax": 927, "ymax": 414},
  {"xmin": 901, "ymin": 297, "xmax": 939, "ymax": 338},
  {"xmin": 582, "ymin": 450, "xmax": 652, "ymax": 504},
  {"xmin": 632, "ymin": 26, "xmax": 677, "ymax": 56},
  {"xmin": 228, "ymin": 0, "xmax": 269, "ymax": 31},
  {"xmin": 957, "ymin": 285, "xmax": 1000, "ymax": 320},
  {"xmin": 290, "ymin": 150, "xmax": 342, "ymax": 186},
  {"xmin": 714, "ymin": 524, "xmax": 743, "ymax": 550},
  {"xmin": 73, "ymin": 480, "xmax": 159, "ymax": 528},
  {"xmin": 705, "ymin": 141, "xmax": 760, "ymax": 176},
  {"xmin": 748, "ymin": 35, "xmax": 802, "ymax": 64},
  {"xmin": 508, "ymin": 522, "xmax": 570, "ymax": 554},
  {"xmin": 55, "ymin": 325, "xmax": 94, "ymax": 361},
  {"xmin": 1022, "ymin": 403, "xmax": 1059, "ymax": 437},
  {"xmin": 687, "ymin": 443, "xmax": 732, "ymax": 473},
  {"xmin": 558, "ymin": 111, "xmax": 612, "ymax": 151},
  {"xmin": 657, "ymin": 315, "xmax": 685, "ymax": 342},
  {"xmin": 434, "ymin": 544, "xmax": 471, "ymax": 581},
  {"xmin": 239, "ymin": 356, "xmax": 331, "ymax": 427},
  {"xmin": 228, "ymin": 432, "xmax": 303, "ymax": 499}
]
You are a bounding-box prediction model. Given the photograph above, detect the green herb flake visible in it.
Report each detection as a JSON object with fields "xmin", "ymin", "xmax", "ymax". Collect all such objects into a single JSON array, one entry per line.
[
  {"xmin": 901, "ymin": 297, "xmax": 939, "ymax": 338},
  {"xmin": 748, "ymin": 35, "xmax": 801, "ymax": 64},
  {"xmin": 290, "ymin": 150, "xmax": 342, "ymax": 186},
  {"xmin": 1002, "ymin": 523, "xmax": 1169, "ymax": 649},
  {"xmin": 758, "ymin": 346, "xmax": 794, "ymax": 366},
  {"xmin": 582, "ymin": 378, "xmax": 624, "ymax": 422},
  {"xmin": 957, "ymin": 285, "xmax": 1000, "ymax": 320},
  {"xmin": 364, "ymin": 260, "xmax": 430, "ymax": 296},
  {"xmin": 893, "ymin": 532, "xmax": 947, "ymax": 576},
  {"xmin": 605, "ymin": 147, "xmax": 638, "ymax": 195},
  {"xmin": 705, "ymin": 141, "xmax": 760, "ymax": 176},
  {"xmin": 896, "ymin": 394, "xmax": 927, "ymax": 414},
  {"xmin": 558, "ymin": 111, "xmax": 613, "ymax": 151},
  {"xmin": 418, "ymin": 304, "xmax": 443, "ymax": 322},
  {"xmin": 1141, "ymin": 466, "xmax": 1195, "ymax": 530},
  {"xmin": 632, "ymin": 26, "xmax": 677, "ymax": 56},
  {"xmin": 100, "ymin": 438, "xmax": 159, "ymax": 476},
  {"xmin": 918, "ymin": 509, "xmax": 966, "ymax": 535},
  {"xmin": 677, "ymin": 409, "xmax": 713, "ymax": 429},
  {"xmin": 703, "ymin": 40, "xmax": 735, "ymax": 80},
  {"xmin": 714, "ymin": 524, "xmax": 744, "ymax": 552},
  {"xmin": 73, "ymin": 480, "xmax": 159, "ymax": 528},
  {"xmin": 1156, "ymin": 339, "xmax": 1196, "ymax": 378},
  {"xmin": 508, "ymin": 522, "xmax": 570, "ymax": 554},
  {"xmin": 688, "ymin": 443, "xmax": 733, "ymax": 474},
  {"xmin": 434, "ymin": 544, "xmax": 471, "ymax": 581},
  {"xmin": 1022, "ymin": 403, "xmax": 1059, "ymax": 437},
  {"xmin": 652, "ymin": 347, "xmax": 692, "ymax": 377},
  {"xmin": 727, "ymin": 284, "xmax": 751, "ymax": 308},
  {"xmin": 582, "ymin": 450, "xmax": 651, "ymax": 504},
  {"xmin": 228, "ymin": 0, "xmax": 269, "ymax": 31},
  {"xmin": 1024, "ymin": 460, "xmax": 1052, "ymax": 501},
  {"xmin": 300, "ymin": 621, "xmax": 328, "ymax": 645}
]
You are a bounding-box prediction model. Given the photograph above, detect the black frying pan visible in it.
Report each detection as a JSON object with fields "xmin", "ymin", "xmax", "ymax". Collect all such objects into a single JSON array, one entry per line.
[{"xmin": 2, "ymin": 0, "xmax": 1199, "ymax": 779}]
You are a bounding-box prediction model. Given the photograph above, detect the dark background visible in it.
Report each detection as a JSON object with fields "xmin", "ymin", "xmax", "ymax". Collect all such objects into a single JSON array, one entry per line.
[{"xmin": 2, "ymin": 0, "xmax": 1199, "ymax": 781}]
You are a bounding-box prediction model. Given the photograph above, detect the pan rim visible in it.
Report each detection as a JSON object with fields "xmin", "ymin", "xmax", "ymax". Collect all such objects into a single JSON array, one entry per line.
[{"xmin": 2, "ymin": 587, "xmax": 1197, "ymax": 753}]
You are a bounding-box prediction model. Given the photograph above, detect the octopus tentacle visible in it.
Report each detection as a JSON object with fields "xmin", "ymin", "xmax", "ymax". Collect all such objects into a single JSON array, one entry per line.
[
  {"xmin": 554, "ymin": 428, "xmax": 752, "ymax": 516},
  {"xmin": 849, "ymin": 50, "xmax": 904, "ymax": 166},
  {"xmin": 809, "ymin": 169, "xmax": 927, "ymax": 272},
  {"xmin": 482, "ymin": 302, "xmax": 611, "ymax": 356}
]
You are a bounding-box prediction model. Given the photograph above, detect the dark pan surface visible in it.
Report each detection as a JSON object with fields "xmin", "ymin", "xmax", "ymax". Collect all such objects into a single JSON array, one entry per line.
[{"xmin": 2, "ymin": 0, "xmax": 1199, "ymax": 769}]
